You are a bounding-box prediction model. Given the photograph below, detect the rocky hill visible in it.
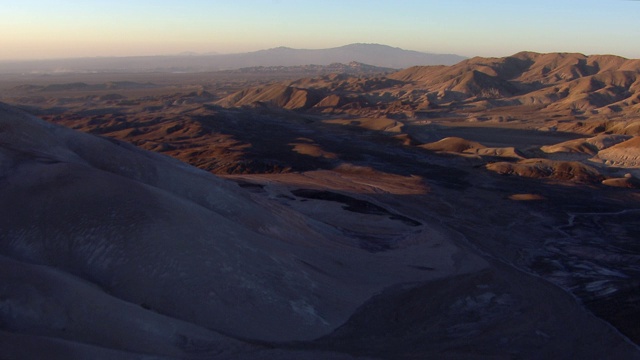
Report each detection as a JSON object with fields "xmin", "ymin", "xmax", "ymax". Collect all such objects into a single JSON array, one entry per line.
[{"xmin": 220, "ymin": 51, "xmax": 640, "ymax": 121}]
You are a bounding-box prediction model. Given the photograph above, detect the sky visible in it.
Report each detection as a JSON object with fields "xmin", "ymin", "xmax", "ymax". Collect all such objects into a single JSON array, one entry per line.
[{"xmin": 1, "ymin": 0, "xmax": 639, "ymax": 61}]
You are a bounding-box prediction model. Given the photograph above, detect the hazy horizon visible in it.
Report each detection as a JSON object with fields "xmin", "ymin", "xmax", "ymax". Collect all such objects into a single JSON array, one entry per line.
[
  {"xmin": 2, "ymin": 0, "xmax": 639, "ymax": 61},
  {"xmin": 0, "ymin": 43, "xmax": 462, "ymax": 62}
]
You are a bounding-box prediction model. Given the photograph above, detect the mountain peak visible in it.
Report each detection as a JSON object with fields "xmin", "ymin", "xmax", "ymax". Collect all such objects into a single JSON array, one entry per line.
[
  {"xmin": 268, "ymin": 46, "xmax": 295, "ymax": 51},
  {"xmin": 240, "ymin": 43, "xmax": 466, "ymax": 68},
  {"xmin": 339, "ymin": 43, "xmax": 397, "ymax": 49}
]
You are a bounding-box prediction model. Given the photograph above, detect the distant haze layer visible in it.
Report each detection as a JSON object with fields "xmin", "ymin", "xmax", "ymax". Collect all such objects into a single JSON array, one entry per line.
[{"xmin": 0, "ymin": 44, "xmax": 466, "ymax": 74}]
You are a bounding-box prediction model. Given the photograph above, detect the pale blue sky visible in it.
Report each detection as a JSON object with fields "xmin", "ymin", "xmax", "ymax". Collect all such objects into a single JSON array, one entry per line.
[{"xmin": 1, "ymin": 0, "xmax": 638, "ymax": 60}]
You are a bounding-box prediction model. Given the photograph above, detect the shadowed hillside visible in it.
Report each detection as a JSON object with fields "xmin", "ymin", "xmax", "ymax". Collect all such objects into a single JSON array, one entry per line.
[{"xmin": 2, "ymin": 102, "xmax": 639, "ymax": 359}]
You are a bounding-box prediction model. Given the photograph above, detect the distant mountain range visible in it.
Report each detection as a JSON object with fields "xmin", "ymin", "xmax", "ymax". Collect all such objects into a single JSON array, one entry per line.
[
  {"xmin": 222, "ymin": 44, "xmax": 466, "ymax": 69},
  {"xmin": 0, "ymin": 44, "xmax": 466, "ymax": 74},
  {"xmin": 220, "ymin": 51, "xmax": 640, "ymax": 120}
]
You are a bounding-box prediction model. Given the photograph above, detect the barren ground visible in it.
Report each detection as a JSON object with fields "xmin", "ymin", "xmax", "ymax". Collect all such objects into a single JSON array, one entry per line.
[{"xmin": 1, "ymin": 55, "xmax": 639, "ymax": 358}]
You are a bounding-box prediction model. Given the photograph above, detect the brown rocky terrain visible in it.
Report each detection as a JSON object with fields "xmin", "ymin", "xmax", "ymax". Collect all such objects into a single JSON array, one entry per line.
[
  {"xmin": 1, "ymin": 53, "xmax": 640, "ymax": 358},
  {"xmin": 6, "ymin": 52, "xmax": 638, "ymax": 184}
]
